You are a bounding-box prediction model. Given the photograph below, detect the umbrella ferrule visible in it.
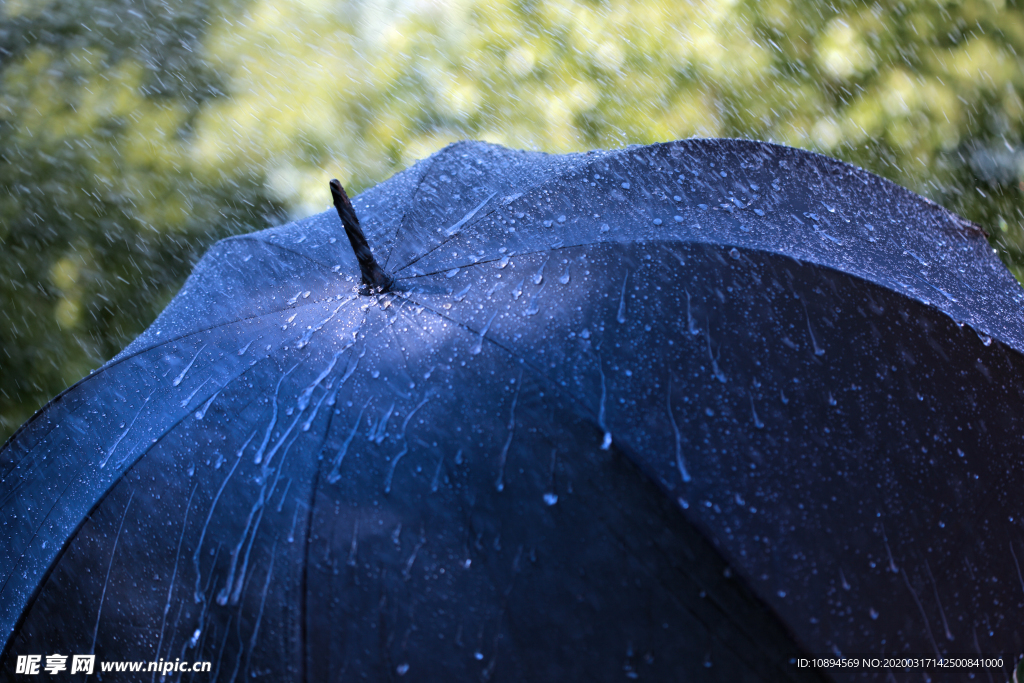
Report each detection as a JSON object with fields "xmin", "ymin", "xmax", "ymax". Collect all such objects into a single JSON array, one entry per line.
[{"xmin": 330, "ymin": 179, "xmax": 394, "ymax": 292}]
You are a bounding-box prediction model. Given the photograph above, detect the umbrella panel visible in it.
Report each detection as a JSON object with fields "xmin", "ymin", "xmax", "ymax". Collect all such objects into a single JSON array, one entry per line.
[{"xmin": 8, "ymin": 296, "xmax": 820, "ymax": 682}]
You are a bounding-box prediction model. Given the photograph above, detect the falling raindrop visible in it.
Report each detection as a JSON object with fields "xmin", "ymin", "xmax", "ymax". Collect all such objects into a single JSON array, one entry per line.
[{"xmin": 543, "ymin": 492, "xmax": 558, "ymax": 506}]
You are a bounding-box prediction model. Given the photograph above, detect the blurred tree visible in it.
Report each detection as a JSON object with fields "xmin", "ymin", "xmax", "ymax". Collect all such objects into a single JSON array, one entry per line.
[{"xmin": 2, "ymin": 0, "xmax": 1023, "ymax": 443}]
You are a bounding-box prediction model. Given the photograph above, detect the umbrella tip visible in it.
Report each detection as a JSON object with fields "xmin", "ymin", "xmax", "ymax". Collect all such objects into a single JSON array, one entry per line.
[{"xmin": 330, "ymin": 179, "xmax": 394, "ymax": 292}]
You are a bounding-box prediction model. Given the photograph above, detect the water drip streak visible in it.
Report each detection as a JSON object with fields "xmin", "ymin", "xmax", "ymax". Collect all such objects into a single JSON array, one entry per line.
[
  {"xmin": 242, "ymin": 541, "xmax": 278, "ymax": 681},
  {"xmin": 495, "ymin": 373, "xmax": 523, "ymax": 491},
  {"xmin": 152, "ymin": 484, "xmax": 197, "ymax": 681},
  {"xmin": 685, "ymin": 289, "xmax": 699, "ymax": 335},
  {"xmin": 373, "ymin": 403, "xmax": 396, "ymax": 444},
  {"xmin": 173, "ymin": 344, "xmax": 207, "ymax": 387},
  {"xmin": 471, "ymin": 311, "xmax": 498, "ymax": 355},
  {"xmin": 302, "ymin": 384, "xmax": 333, "ymax": 432},
  {"xmin": 193, "ymin": 453, "xmax": 244, "ymax": 603},
  {"xmin": 253, "ymin": 364, "xmax": 300, "ymax": 465},
  {"xmin": 297, "ymin": 300, "xmax": 349, "ymax": 349},
  {"xmin": 924, "ymin": 560, "xmax": 954, "ymax": 642},
  {"xmin": 383, "ymin": 443, "xmax": 408, "ymax": 495},
  {"xmin": 445, "ymin": 192, "xmax": 497, "ymax": 237},
  {"xmin": 705, "ymin": 322, "xmax": 727, "ymax": 383},
  {"xmin": 180, "ymin": 378, "xmax": 212, "ymax": 408},
  {"xmin": 383, "ymin": 394, "xmax": 433, "ymax": 493},
  {"xmin": 327, "ymin": 400, "xmax": 369, "ymax": 483},
  {"xmin": 597, "ymin": 354, "xmax": 611, "ymax": 450},
  {"xmin": 102, "ymin": 390, "xmax": 156, "ymax": 469},
  {"xmin": 666, "ymin": 378, "xmax": 691, "ymax": 483},
  {"xmin": 901, "ymin": 568, "xmax": 941, "ymax": 658},
  {"xmin": 524, "ymin": 283, "xmax": 545, "ymax": 316},
  {"xmin": 749, "ymin": 392, "xmax": 764, "ymax": 429},
  {"xmin": 297, "ymin": 347, "xmax": 348, "ymax": 410},
  {"xmin": 91, "ymin": 492, "xmax": 135, "ymax": 655},
  {"xmin": 195, "ymin": 389, "xmax": 221, "ymax": 419},
  {"xmin": 617, "ymin": 272, "xmax": 629, "ymax": 324},
  {"xmin": 1011, "ymin": 543, "xmax": 1024, "ymax": 599},
  {"xmin": 801, "ymin": 300, "xmax": 825, "ymax": 356},
  {"xmin": 224, "ymin": 458, "xmax": 290, "ymax": 606}
]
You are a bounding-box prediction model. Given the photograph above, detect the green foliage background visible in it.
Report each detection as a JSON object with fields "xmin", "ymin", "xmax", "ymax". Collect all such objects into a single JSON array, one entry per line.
[{"xmin": 2, "ymin": 0, "xmax": 1023, "ymax": 443}]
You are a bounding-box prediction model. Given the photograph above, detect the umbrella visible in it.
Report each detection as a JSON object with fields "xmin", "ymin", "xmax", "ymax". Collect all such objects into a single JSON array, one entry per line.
[{"xmin": 3, "ymin": 138, "xmax": 1023, "ymax": 681}]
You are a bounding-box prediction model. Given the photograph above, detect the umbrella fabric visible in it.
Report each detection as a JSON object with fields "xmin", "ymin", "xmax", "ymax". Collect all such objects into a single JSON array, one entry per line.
[{"xmin": 3, "ymin": 138, "xmax": 1024, "ymax": 681}]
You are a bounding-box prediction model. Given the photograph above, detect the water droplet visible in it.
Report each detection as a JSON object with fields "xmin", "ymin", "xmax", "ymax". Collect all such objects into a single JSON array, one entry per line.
[
  {"xmin": 777, "ymin": 589, "xmax": 786, "ymax": 598},
  {"xmin": 446, "ymin": 268, "xmax": 460, "ymax": 278},
  {"xmin": 543, "ymin": 220, "xmax": 553, "ymax": 228},
  {"xmin": 704, "ymin": 408, "xmax": 714, "ymax": 417},
  {"xmin": 653, "ymin": 218, "xmax": 662, "ymax": 226},
  {"xmin": 543, "ymin": 492, "xmax": 558, "ymax": 506},
  {"xmin": 599, "ymin": 223, "xmax": 611, "ymax": 232},
  {"xmin": 557, "ymin": 214, "xmax": 566, "ymax": 223},
  {"xmin": 600, "ymin": 432, "xmax": 612, "ymax": 450},
  {"xmin": 396, "ymin": 664, "xmax": 410, "ymax": 676},
  {"xmin": 673, "ymin": 195, "xmax": 682, "ymax": 201},
  {"xmin": 674, "ymin": 215, "xmax": 683, "ymax": 222},
  {"xmin": 474, "ymin": 652, "xmax": 484, "ymax": 661},
  {"xmin": 621, "ymin": 182, "xmax": 631, "ymax": 189},
  {"xmin": 729, "ymin": 248, "xmax": 740, "ymax": 259},
  {"xmin": 580, "ymin": 328, "xmax": 591, "ymax": 339},
  {"xmin": 559, "ymin": 265, "xmax": 570, "ymax": 284},
  {"xmin": 754, "ymin": 208, "xmax": 765, "ymax": 216},
  {"xmin": 869, "ymin": 608, "xmax": 879, "ymax": 620}
]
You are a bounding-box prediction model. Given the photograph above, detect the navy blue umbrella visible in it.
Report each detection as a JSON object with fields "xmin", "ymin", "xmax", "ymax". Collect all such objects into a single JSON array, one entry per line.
[{"xmin": 3, "ymin": 139, "xmax": 1023, "ymax": 681}]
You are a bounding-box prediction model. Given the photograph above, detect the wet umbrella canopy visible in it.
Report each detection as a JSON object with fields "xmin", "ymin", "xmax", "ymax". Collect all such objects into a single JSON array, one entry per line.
[{"xmin": 2, "ymin": 139, "xmax": 1024, "ymax": 681}]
